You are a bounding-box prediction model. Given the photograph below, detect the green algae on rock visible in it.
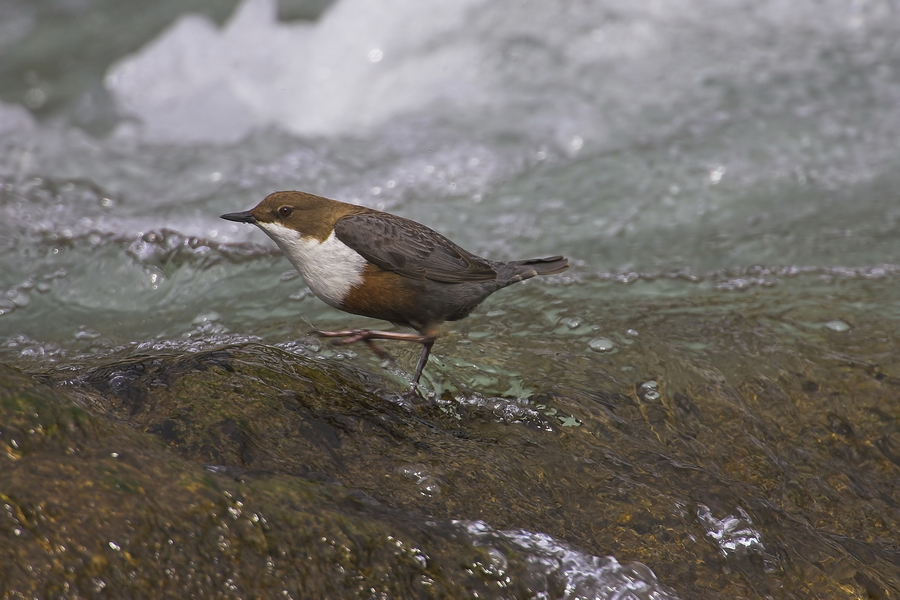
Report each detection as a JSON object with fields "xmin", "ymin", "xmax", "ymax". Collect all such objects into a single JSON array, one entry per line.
[{"xmin": 1, "ymin": 360, "xmax": 671, "ymax": 598}]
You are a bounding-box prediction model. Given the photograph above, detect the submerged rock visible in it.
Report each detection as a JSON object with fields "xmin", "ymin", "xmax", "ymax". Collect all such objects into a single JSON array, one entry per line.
[
  {"xmin": 5, "ymin": 298, "xmax": 900, "ymax": 600},
  {"xmin": 1, "ymin": 350, "xmax": 673, "ymax": 599}
]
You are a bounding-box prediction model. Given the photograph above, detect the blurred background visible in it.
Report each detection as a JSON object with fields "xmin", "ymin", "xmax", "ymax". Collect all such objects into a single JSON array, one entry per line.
[
  {"xmin": 2, "ymin": 0, "xmax": 899, "ymax": 356},
  {"xmin": 2, "ymin": 0, "xmax": 900, "ymax": 597}
]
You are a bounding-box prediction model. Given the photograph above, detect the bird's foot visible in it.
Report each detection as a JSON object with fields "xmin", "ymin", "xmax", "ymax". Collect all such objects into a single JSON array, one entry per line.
[{"xmin": 311, "ymin": 328, "xmax": 436, "ymax": 393}]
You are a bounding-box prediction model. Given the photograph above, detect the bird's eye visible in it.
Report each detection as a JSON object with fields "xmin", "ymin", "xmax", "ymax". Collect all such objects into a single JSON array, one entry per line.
[{"xmin": 278, "ymin": 206, "xmax": 293, "ymax": 218}]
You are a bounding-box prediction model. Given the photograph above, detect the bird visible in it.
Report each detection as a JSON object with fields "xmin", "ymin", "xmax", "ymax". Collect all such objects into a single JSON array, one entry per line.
[{"xmin": 221, "ymin": 191, "xmax": 569, "ymax": 391}]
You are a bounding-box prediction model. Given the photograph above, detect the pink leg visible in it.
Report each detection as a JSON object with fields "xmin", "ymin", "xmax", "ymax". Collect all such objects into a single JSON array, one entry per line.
[{"xmin": 313, "ymin": 329, "xmax": 437, "ymax": 387}]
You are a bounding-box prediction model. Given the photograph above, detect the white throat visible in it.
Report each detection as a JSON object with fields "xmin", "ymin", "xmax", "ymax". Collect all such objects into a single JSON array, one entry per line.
[{"xmin": 256, "ymin": 221, "xmax": 366, "ymax": 308}]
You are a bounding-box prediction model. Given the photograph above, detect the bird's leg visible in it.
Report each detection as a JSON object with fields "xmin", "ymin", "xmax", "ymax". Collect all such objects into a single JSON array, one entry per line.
[
  {"xmin": 314, "ymin": 329, "xmax": 393, "ymax": 359},
  {"xmin": 410, "ymin": 338, "xmax": 435, "ymax": 386},
  {"xmin": 313, "ymin": 329, "xmax": 437, "ymax": 388}
]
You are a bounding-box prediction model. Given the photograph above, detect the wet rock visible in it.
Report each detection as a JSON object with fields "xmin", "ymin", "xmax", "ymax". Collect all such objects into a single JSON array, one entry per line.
[{"xmin": 1, "ymin": 360, "xmax": 670, "ymax": 598}]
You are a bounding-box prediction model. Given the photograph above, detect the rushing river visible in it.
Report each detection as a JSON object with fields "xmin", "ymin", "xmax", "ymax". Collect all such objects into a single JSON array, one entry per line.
[{"xmin": 2, "ymin": 0, "xmax": 900, "ymax": 597}]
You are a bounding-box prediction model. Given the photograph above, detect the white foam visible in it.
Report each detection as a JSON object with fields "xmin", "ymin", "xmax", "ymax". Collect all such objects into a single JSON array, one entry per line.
[
  {"xmin": 454, "ymin": 519, "xmax": 677, "ymax": 599},
  {"xmin": 0, "ymin": 101, "xmax": 36, "ymax": 135},
  {"xmin": 105, "ymin": 0, "xmax": 484, "ymax": 142},
  {"xmin": 104, "ymin": 0, "xmax": 890, "ymax": 152},
  {"xmin": 697, "ymin": 505, "xmax": 765, "ymax": 558}
]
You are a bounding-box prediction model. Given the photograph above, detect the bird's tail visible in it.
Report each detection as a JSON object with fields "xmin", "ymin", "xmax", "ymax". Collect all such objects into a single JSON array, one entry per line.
[
  {"xmin": 502, "ymin": 255, "xmax": 569, "ymax": 285},
  {"xmin": 513, "ymin": 255, "xmax": 569, "ymax": 276}
]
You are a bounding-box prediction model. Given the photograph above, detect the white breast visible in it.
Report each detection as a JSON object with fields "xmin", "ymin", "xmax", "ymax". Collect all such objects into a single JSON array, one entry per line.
[{"xmin": 256, "ymin": 221, "xmax": 366, "ymax": 308}]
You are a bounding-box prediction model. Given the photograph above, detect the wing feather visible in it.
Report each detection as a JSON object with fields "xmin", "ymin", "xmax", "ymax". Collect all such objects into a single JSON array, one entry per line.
[{"xmin": 334, "ymin": 213, "xmax": 497, "ymax": 283}]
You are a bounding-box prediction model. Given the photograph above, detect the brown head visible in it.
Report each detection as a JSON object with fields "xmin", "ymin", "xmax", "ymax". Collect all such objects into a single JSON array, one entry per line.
[{"xmin": 220, "ymin": 191, "xmax": 364, "ymax": 242}]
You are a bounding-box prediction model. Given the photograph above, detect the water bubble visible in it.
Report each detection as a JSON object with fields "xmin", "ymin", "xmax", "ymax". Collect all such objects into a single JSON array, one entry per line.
[
  {"xmin": 74, "ymin": 328, "xmax": 101, "ymax": 341},
  {"xmin": 563, "ymin": 317, "xmax": 582, "ymax": 329},
  {"xmin": 0, "ymin": 299, "xmax": 16, "ymax": 315},
  {"xmin": 475, "ymin": 547, "xmax": 509, "ymax": 578},
  {"xmin": 708, "ymin": 165, "xmax": 726, "ymax": 184},
  {"xmin": 570, "ymin": 135, "xmax": 584, "ymax": 152},
  {"xmin": 823, "ymin": 319, "xmax": 850, "ymax": 332},
  {"xmin": 397, "ymin": 463, "xmax": 441, "ymax": 497},
  {"xmin": 192, "ymin": 311, "xmax": 221, "ymax": 325},
  {"xmin": 418, "ymin": 477, "xmax": 441, "ymax": 497},
  {"xmin": 588, "ymin": 337, "xmax": 615, "ymax": 352},
  {"xmin": 641, "ymin": 381, "xmax": 661, "ymax": 399},
  {"xmin": 6, "ymin": 289, "xmax": 30, "ymax": 308}
]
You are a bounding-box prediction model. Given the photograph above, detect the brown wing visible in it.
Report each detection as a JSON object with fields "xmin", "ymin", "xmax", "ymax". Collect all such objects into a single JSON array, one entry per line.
[{"xmin": 333, "ymin": 212, "xmax": 497, "ymax": 283}]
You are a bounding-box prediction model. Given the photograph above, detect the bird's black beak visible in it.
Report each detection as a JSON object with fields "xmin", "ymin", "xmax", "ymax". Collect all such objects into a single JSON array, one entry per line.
[{"xmin": 220, "ymin": 210, "xmax": 257, "ymax": 224}]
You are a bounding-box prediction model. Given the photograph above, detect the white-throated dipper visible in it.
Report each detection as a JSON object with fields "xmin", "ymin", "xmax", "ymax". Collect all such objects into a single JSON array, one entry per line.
[{"xmin": 221, "ymin": 191, "xmax": 569, "ymax": 390}]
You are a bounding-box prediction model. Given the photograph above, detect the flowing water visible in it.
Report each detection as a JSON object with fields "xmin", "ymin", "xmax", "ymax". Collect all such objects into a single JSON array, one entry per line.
[{"xmin": 2, "ymin": 0, "xmax": 900, "ymax": 597}]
